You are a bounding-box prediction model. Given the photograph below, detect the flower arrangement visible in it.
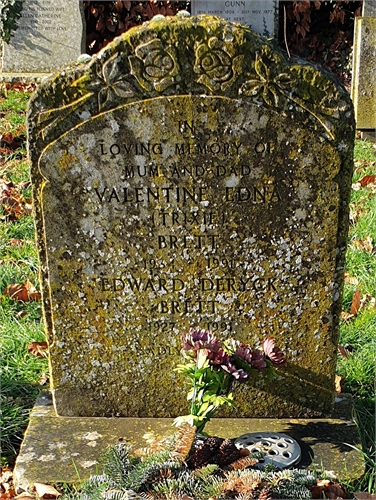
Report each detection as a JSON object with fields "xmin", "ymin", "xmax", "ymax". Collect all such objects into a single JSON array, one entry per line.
[{"xmin": 174, "ymin": 328, "xmax": 287, "ymax": 433}]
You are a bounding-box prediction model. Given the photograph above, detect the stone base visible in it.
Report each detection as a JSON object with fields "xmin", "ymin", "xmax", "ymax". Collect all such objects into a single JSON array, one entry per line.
[
  {"xmin": 14, "ymin": 393, "xmax": 364, "ymax": 491},
  {"xmin": 360, "ymin": 130, "xmax": 376, "ymax": 142},
  {"xmin": 0, "ymin": 72, "xmax": 50, "ymax": 84}
]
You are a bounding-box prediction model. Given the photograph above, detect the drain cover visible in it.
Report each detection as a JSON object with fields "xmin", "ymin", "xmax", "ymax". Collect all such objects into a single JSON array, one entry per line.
[{"xmin": 234, "ymin": 432, "xmax": 301, "ymax": 469}]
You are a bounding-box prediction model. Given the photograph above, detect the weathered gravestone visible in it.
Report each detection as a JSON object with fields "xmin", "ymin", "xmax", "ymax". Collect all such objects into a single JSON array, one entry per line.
[
  {"xmin": 28, "ymin": 14, "xmax": 354, "ymax": 420},
  {"xmin": 351, "ymin": 0, "xmax": 376, "ymax": 131},
  {"xmin": 191, "ymin": 0, "xmax": 278, "ymax": 37},
  {"xmin": 1, "ymin": 0, "xmax": 85, "ymax": 74}
]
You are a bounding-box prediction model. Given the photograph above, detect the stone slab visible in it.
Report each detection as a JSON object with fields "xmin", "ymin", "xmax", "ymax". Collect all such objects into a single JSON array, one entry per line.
[
  {"xmin": 0, "ymin": 72, "xmax": 49, "ymax": 84},
  {"xmin": 190, "ymin": 0, "xmax": 278, "ymax": 37},
  {"xmin": 2, "ymin": 0, "xmax": 85, "ymax": 73},
  {"xmin": 351, "ymin": 17, "xmax": 376, "ymax": 130},
  {"xmin": 14, "ymin": 393, "xmax": 364, "ymax": 491},
  {"xmin": 27, "ymin": 15, "xmax": 354, "ymax": 419}
]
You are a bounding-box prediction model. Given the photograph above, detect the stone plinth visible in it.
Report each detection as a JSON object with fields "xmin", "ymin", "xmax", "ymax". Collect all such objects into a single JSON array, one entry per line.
[{"xmin": 14, "ymin": 393, "xmax": 364, "ymax": 490}]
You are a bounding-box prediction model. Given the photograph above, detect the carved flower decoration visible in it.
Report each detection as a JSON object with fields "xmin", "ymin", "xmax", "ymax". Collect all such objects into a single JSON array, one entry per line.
[
  {"xmin": 194, "ymin": 37, "xmax": 241, "ymax": 92},
  {"xmin": 79, "ymin": 53, "xmax": 135, "ymax": 111},
  {"xmin": 241, "ymin": 49, "xmax": 292, "ymax": 108},
  {"xmin": 129, "ymin": 39, "xmax": 179, "ymax": 92}
]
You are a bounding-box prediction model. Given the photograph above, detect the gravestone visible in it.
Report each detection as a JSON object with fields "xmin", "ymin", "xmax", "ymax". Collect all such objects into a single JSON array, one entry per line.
[
  {"xmin": 191, "ymin": 0, "xmax": 278, "ymax": 37},
  {"xmin": 1, "ymin": 0, "xmax": 85, "ymax": 74},
  {"xmin": 351, "ymin": 0, "xmax": 376, "ymax": 131},
  {"xmin": 28, "ymin": 14, "xmax": 354, "ymax": 421}
]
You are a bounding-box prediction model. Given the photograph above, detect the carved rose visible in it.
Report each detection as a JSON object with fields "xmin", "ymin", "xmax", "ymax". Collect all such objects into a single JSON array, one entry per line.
[
  {"xmin": 129, "ymin": 39, "xmax": 179, "ymax": 92},
  {"xmin": 194, "ymin": 37, "xmax": 239, "ymax": 92}
]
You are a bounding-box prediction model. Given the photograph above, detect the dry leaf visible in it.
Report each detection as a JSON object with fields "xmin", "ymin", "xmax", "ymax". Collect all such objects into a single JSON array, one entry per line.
[
  {"xmin": 359, "ymin": 174, "xmax": 376, "ymax": 187},
  {"xmin": 350, "ymin": 289, "xmax": 361, "ymax": 316},
  {"xmin": 8, "ymin": 238, "xmax": 24, "ymax": 247},
  {"xmin": 344, "ymin": 272, "xmax": 358, "ymax": 285},
  {"xmin": 16, "ymin": 310, "xmax": 28, "ymax": 319},
  {"xmin": 38, "ymin": 372, "xmax": 49, "ymax": 386},
  {"xmin": 3, "ymin": 283, "xmax": 27, "ymax": 302},
  {"xmin": 14, "ymin": 493, "xmax": 36, "ymax": 499},
  {"xmin": 33, "ymin": 483, "xmax": 61, "ymax": 499},
  {"xmin": 349, "ymin": 207, "xmax": 363, "ymax": 224},
  {"xmin": 340, "ymin": 311, "xmax": 354, "ymax": 321},
  {"xmin": 353, "ymin": 236, "xmax": 374, "ymax": 253},
  {"xmin": 0, "ymin": 491, "xmax": 16, "ymax": 500},
  {"xmin": 359, "ymin": 293, "xmax": 376, "ymax": 311},
  {"xmin": 338, "ymin": 345, "xmax": 351, "ymax": 358},
  {"xmin": 27, "ymin": 342, "xmax": 48, "ymax": 358},
  {"xmin": 335, "ymin": 374, "xmax": 344, "ymax": 393},
  {"xmin": 310, "ymin": 480, "xmax": 346, "ymax": 499},
  {"xmin": 3, "ymin": 279, "xmax": 41, "ymax": 302}
]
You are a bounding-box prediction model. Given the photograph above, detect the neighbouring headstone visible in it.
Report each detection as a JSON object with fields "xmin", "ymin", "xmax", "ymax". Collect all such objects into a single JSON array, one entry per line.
[
  {"xmin": 351, "ymin": 1, "xmax": 376, "ymax": 131},
  {"xmin": 363, "ymin": 0, "xmax": 376, "ymax": 16},
  {"xmin": 1, "ymin": 0, "xmax": 85, "ymax": 74},
  {"xmin": 28, "ymin": 14, "xmax": 354, "ymax": 420},
  {"xmin": 191, "ymin": 0, "xmax": 278, "ymax": 37}
]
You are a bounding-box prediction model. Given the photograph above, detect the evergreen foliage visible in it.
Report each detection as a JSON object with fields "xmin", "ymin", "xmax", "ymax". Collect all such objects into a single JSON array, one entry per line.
[
  {"xmin": 61, "ymin": 428, "xmax": 343, "ymax": 500},
  {"xmin": 0, "ymin": 0, "xmax": 22, "ymax": 43}
]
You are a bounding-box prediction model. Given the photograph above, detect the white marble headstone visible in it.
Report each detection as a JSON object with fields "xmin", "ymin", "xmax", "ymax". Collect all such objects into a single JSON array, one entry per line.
[{"xmin": 191, "ymin": 0, "xmax": 278, "ymax": 37}]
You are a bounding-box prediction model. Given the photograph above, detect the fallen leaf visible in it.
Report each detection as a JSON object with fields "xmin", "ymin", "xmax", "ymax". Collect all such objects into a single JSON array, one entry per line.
[
  {"xmin": 350, "ymin": 289, "xmax": 361, "ymax": 316},
  {"xmin": 335, "ymin": 374, "xmax": 344, "ymax": 393},
  {"xmin": 310, "ymin": 480, "xmax": 346, "ymax": 499},
  {"xmin": 3, "ymin": 283, "xmax": 28, "ymax": 302},
  {"xmin": 16, "ymin": 310, "xmax": 28, "ymax": 319},
  {"xmin": 349, "ymin": 207, "xmax": 363, "ymax": 224},
  {"xmin": 0, "ymin": 491, "xmax": 16, "ymax": 499},
  {"xmin": 340, "ymin": 311, "xmax": 354, "ymax": 321},
  {"xmin": 27, "ymin": 342, "xmax": 48, "ymax": 358},
  {"xmin": 8, "ymin": 238, "xmax": 24, "ymax": 247},
  {"xmin": 0, "ymin": 177, "xmax": 33, "ymax": 221},
  {"xmin": 359, "ymin": 293, "xmax": 376, "ymax": 311},
  {"xmin": 344, "ymin": 272, "xmax": 358, "ymax": 285},
  {"xmin": 33, "ymin": 483, "xmax": 61, "ymax": 499},
  {"xmin": 338, "ymin": 345, "xmax": 351, "ymax": 358},
  {"xmin": 359, "ymin": 174, "xmax": 376, "ymax": 186},
  {"xmin": 3, "ymin": 279, "xmax": 41, "ymax": 303},
  {"xmin": 353, "ymin": 236, "xmax": 374, "ymax": 253},
  {"xmin": 38, "ymin": 372, "xmax": 49, "ymax": 386},
  {"xmin": 11, "ymin": 81, "xmax": 37, "ymax": 93},
  {"xmin": 14, "ymin": 493, "xmax": 36, "ymax": 499}
]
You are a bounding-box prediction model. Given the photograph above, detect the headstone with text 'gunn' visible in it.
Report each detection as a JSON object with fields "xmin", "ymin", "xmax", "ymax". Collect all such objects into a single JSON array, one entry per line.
[{"xmin": 27, "ymin": 14, "xmax": 354, "ymax": 419}]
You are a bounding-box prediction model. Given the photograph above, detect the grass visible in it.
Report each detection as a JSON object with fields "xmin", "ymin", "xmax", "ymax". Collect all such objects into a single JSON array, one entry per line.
[
  {"xmin": 0, "ymin": 86, "xmax": 375, "ymax": 494},
  {"xmin": 0, "ymin": 86, "xmax": 48, "ymax": 465}
]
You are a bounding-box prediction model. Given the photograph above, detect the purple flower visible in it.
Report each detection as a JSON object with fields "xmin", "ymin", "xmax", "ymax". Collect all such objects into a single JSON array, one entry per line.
[
  {"xmin": 234, "ymin": 344, "xmax": 267, "ymax": 371},
  {"xmin": 250, "ymin": 349, "xmax": 267, "ymax": 370},
  {"xmin": 181, "ymin": 328, "xmax": 222, "ymax": 353},
  {"xmin": 262, "ymin": 337, "xmax": 287, "ymax": 367},
  {"xmin": 221, "ymin": 357, "xmax": 249, "ymax": 383},
  {"xmin": 207, "ymin": 346, "xmax": 228, "ymax": 365},
  {"xmin": 234, "ymin": 343, "xmax": 253, "ymax": 364}
]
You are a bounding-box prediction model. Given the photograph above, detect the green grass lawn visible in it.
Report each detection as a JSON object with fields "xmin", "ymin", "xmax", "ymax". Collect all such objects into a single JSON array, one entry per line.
[{"xmin": 0, "ymin": 86, "xmax": 375, "ymax": 494}]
